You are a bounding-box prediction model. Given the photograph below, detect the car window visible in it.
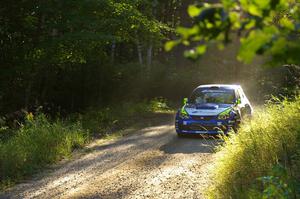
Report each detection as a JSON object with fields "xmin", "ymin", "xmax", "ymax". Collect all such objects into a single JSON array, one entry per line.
[{"xmin": 190, "ymin": 89, "xmax": 235, "ymax": 104}]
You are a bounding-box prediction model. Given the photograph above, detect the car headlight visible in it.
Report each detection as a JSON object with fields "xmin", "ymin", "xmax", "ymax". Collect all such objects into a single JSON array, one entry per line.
[
  {"xmin": 218, "ymin": 108, "xmax": 232, "ymax": 120},
  {"xmin": 218, "ymin": 113, "xmax": 230, "ymax": 120},
  {"xmin": 179, "ymin": 107, "xmax": 189, "ymax": 119}
]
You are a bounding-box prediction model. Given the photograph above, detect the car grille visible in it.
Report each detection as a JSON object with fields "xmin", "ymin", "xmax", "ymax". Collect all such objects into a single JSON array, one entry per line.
[
  {"xmin": 189, "ymin": 124, "xmax": 218, "ymax": 131},
  {"xmin": 180, "ymin": 124, "xmax": 227, "ymax": 132},
  {"xmin": 190, "ymin": 115, "xmax": 215, "ymax": 121}
]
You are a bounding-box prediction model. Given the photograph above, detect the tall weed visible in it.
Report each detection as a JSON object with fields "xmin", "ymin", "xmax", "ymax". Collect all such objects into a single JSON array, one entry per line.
[
  {"xmin": 0, "ymin": 114, "xmax": 87, "ymax": 188},
  {"xmin": 207, "ymin": 97, "xmax": 300, "ymax": 198},
  {"xmin": 78, "ymin": 99, "xmax": 172, "ymax": 135}
]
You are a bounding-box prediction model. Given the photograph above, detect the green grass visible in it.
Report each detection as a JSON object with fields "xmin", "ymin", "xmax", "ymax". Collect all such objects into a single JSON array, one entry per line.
[
  {"xmin": 207, "ymin": 97, "xmax": 300, "ymax": 198},
  {"xmin": 0, "ymin": 114, "xmax": 88, "ymax": 189},
  {"xmin": 77, "ymin": 98, "xmax": 173, "ymax": 136},
  {"xmin": 0, "ymin": 98, "xmax": 174, "ymax": 190}
]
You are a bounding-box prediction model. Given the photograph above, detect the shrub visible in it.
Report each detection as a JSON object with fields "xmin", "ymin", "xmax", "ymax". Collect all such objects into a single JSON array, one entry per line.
[
  {"xmin": 150, "ymin": 97, "xmax": 170, "ymax": 112},
  {"xmin": 78, "ymin": 99, "xmax": 172, "ymax": 136},
  {"xmin": 207, "ymin": 97, "xmax": 300, "ymax": 198},
  {"xmin": 0, "ymin": 99, "xmax": 173, "ymax": 189},
  {"xmin": 0, "ymin": 114, "xmax": 87, "ymax": 188}
]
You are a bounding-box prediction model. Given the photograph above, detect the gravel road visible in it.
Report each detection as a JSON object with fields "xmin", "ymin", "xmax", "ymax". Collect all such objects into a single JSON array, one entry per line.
[{"xmin": 2, "ymin": 118, "xmax": 220, "ymax": 199}]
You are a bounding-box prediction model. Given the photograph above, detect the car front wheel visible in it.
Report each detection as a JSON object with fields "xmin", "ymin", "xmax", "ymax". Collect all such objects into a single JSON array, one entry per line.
[{"xmin": 177, "ymin": 132, "xmax": 185, "ymax": 137}]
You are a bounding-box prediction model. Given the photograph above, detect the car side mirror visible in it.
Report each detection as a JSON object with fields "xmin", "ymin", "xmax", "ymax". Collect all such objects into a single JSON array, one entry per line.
[{"xmin": 183, "ymin": 98, "xmax": 188, "ymax": 105}]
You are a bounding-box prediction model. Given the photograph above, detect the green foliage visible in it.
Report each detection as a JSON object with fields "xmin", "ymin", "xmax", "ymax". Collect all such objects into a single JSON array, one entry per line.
[
  {"xmin": 0, "ymin": 98, "xmax": 173, "ymax": 190},
  {"xmin": 0, "ymin": 114, "xmax": 87, "ymax": 188},
  {"xmin": 0, "ymin": 0, "xmax": 177, "ymax": 113},
  {"xmin": 168, "ymin": 0, "xmax": 300, "ymax": 64},
  {"xmin": 77, "ymin": 98, "xmax": 172, "ymax": 136},
  {"xmin": 150, "ymin": 97, "xmax": 170, "ymax": 112},
  {"xmin": 207, "ymin": 97, "xmax": 300, "ymax": 198},
  {"xmin": 253, "ymin": 164, "xmax": 296, "ymax": 198}
]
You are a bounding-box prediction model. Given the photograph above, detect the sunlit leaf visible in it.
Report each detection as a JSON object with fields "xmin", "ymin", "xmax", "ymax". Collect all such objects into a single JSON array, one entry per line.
[
  {"xmin": 196, "ymin": 45, "xmax": 207, "ymax": 55},
  {"xmin": 164, "ymin": 40, "xmax": 180, "ymax": 52},
  {"xmin": 264, "ymin": 26, "xmax": 279, "ymax": 34},
  {"xmin": 176, "ymin": 26, "xmax": 199, "ymax": 39},
  {"xmin": 240, "ymin": 0, "xmax": 249, "ymax": 11},
  {"xmin": 229, "ymin": 12, "xmax": 241, "ymax": 29},
  {"xmin": 245, "ymin": 20, "xmax": 256, "ymax": 30},
  {"xmin": 206, "ymin": 22, "xmax": 214, "ymax": 29},
  {"xmin": 184, "ymin": 49, "xmax": 198, "ymax": 59},
  {"xmin": 218, "ymin": 43, "xmax": 225, "ymax": 50},
  {"xmin": 191, "ymin": 36, "xmax": 202, "ymax": 41},
  {"xmin": 221, "ymin": 0, "xmax": 237, "ymax": 10},
  {"xmin": 248, "ymin": 4, "xmax": 262, "ymax": 17},
  {"xmin": 203, "ymin": 3, "xmax": 212, "ymax": 8},
  {"xmin": 238, "ymin": 27, "xmax": 277, "ymax": 63},
  {"xmin": 277, "ymin": 0, "xmax": 290, "ymax": 10},
  {"xmin": 216, "ymin": 21, "xmax": 222, "ymax": 27},
  {"xmin": 182, "ymin": 40, "xmax": 190, "ymax": 46},
  {"xmin": 279, "ymin": 17, "xmax": 295, "ymax": 30},
  {"xmin": 188, "ymin": 5, "xmax": 202, "ymax": 17},
  {"xmin": 216, "ymin": 33, "xmax": 225, "ymax": 41},
  {"xmin": 254, "ymin": 0, "xmax": 270, "ymax": 9},
  {"xmin": 270, "ymin": 37, "xmax": 287, "ymax": 54},
  {"xmin": 229, "ymin": 12, "xmax": 239, "ymax": 23},
  {"xmin": 176, "ymin": 26, "xmax": 191, "ymax": 39}
]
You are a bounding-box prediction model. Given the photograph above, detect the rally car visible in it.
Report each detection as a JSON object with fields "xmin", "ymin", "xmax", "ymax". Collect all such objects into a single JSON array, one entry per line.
[{"xmin": 175, "ymin": 84, "xmax": 253, "ymax": 136}]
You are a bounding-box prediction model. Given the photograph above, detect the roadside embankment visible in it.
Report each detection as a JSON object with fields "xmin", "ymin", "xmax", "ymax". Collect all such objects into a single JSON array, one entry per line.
[{"xmin": 207, "ymin": 97, "xmax": 300, "ymax": 198}]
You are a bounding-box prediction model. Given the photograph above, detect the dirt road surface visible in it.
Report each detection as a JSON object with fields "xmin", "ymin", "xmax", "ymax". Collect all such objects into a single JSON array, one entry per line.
[{"xmin": 2, "ymin": 118, "xmax": 220, "ymax": 199}]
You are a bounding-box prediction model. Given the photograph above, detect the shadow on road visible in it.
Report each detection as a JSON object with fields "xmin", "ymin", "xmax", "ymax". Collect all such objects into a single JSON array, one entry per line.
[
  {"xmin": 2, "ymin": 121, "xmax": 221, "ymax": 199},
  {"xmin": 160, "ymin": 135, "xmax": 222, "ymax": 154}
]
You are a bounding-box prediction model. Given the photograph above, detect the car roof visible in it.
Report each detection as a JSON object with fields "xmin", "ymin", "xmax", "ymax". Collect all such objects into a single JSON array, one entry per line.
[{"xmin": 196, "ymin": 84, "xmax": 241, "ymax": 90}]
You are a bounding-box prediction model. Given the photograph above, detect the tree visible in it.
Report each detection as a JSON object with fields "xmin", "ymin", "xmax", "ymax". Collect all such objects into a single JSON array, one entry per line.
[
  {"xmin": 166, "ymin": 0, "xmax": 300, "ymax": 66},
  {"xmin": 0, "ymin": 0, "xmax": 178, "ymax": 113}
]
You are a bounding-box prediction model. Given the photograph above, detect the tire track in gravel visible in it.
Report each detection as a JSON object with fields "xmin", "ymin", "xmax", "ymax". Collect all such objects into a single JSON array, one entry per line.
[{"xmin": 2, "ymin": 120, "xmax": 220, "ymax": 199}]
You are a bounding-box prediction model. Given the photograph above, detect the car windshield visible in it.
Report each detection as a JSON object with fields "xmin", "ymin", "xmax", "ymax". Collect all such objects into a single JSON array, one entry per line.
[{"xmin": 190, "ymin": 88, "xmax": 235, "ymax": 104}]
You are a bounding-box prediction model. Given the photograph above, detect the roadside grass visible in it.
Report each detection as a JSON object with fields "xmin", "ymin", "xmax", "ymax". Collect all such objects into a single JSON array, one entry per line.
[
  {"xmin": 77, "ymin": 98, "xmax": 174, "ymax": 137},
  {"xmin": 207, "ymin": 97, "xmax": 300, "ymax": 198},
  {"xmin": 0, "ymin": 98, "xmax": 174, "ymax": 191},
  {"xmin": 0, "ymin": 114, "xmax": 87, "ymax": 190}
]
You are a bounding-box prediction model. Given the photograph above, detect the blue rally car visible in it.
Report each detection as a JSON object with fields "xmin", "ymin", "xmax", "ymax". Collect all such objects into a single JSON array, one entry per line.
[{"xmin": 175, "ymin": 84, "xmax": 253, "ymax": 136}]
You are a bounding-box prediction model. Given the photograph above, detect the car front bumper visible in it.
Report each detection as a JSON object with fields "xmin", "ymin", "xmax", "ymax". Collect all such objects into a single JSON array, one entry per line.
[{"xmin": 175, "ymin": 117, "xmax": 236, "ymax": 135}]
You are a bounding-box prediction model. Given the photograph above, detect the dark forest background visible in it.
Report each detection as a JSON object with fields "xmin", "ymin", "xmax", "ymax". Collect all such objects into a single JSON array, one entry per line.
[{"xmin": 0, "ymin": 0, "xmax": 295, "ymax": 115}]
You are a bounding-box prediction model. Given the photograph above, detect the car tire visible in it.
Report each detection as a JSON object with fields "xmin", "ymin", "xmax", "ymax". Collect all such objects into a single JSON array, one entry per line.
[
  {"xmin": 242, "ymin": 104, "xmax": 252, "ymax": 119},
  {"xmin": 177, "ymin": 132, "xmax": 185, "ymax": 138}
]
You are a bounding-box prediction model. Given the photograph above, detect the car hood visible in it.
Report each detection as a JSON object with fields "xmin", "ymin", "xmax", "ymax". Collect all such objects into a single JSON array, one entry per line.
[{"xmin": 184, "ymin": 103, "xmax": 233, "ymax": 116}]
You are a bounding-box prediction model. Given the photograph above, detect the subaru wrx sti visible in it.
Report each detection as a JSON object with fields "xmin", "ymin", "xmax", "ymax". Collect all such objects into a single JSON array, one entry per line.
[{"xmin": 175, "ymin": 84, "xmax": 253, "ymax": 136}]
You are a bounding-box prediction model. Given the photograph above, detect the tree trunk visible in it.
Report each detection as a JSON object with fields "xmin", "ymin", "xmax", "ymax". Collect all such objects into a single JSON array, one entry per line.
[
  {"xmin": 147, "ymin": 44, "xmax": 153, "ymax": 69},
  {"xmin": 136, "ymin": 38, "xmax": 143, "ymax": 66},
  {"xmin": 146, "ymin": 0, "xmax": 157, "ymax": 70},
  {"xmin": 111, "ymin": 40, "xmax": 116, "ymax": 64},
  {"xmin": 152, "ymin": 0, "xmax": 158, "ymax": 16}
]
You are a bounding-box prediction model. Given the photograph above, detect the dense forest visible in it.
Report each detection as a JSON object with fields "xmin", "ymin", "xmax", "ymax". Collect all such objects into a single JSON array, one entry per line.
[
  {"xmin": 0, "ymin": 0, "xmax": 185, "ymax": 114},
  {"xmin": 1, "ymin": 0, "xmax": 297, "ymax": 116}
]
